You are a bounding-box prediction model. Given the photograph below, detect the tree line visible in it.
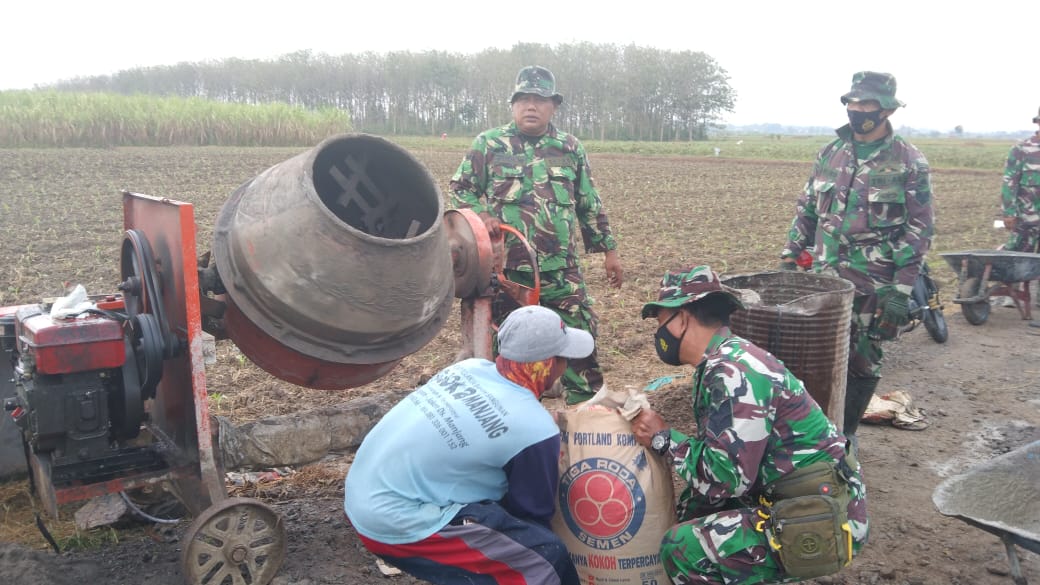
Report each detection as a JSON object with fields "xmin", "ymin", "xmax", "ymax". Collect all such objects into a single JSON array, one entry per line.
[{"xmin": 51, "ymin": 43, "xmax": 736, "ymax": 141}]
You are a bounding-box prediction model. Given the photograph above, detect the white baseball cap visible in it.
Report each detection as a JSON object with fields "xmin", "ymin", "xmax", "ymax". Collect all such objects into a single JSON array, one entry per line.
[{"xmin": 497, "ymin": 305, "xmax": 594, "ymax": 362}]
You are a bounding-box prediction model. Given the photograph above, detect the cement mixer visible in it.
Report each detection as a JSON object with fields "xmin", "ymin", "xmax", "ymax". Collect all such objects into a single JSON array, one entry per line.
[{"xmin": 0, "ymin": 134, "xmax": 534, "ymax": 585}]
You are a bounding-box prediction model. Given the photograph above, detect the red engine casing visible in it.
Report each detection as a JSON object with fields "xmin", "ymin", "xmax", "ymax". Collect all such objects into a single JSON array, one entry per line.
[{"xmin": 15, "ymin": 307, "xmax": 125, "ymax": 374}]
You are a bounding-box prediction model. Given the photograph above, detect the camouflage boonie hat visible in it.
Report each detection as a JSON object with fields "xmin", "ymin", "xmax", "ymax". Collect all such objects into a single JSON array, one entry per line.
[
  {"xmin": 511, "ymin": 65, "xmax": 563, "ymax": 105},
  {"xmin": 641, "ymin": 265, "xmax": 745, "ymax": 319},
  {"xmin": 840, "ymin": 71, "xmax": 905, "ymax": 110},
  {"xmin": 1033, "ymin": 106, "xmax": 1040, "ymax": 124}
]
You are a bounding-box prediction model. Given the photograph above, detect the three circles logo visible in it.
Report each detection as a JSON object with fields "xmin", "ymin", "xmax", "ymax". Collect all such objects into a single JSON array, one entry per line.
[{"xmin": 559, "ymin": 457, "xmax": 645, "ymax": 548}]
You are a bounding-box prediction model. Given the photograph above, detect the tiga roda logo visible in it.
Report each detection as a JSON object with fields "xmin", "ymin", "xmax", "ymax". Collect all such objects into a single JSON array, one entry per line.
[{"xmin": 559, "ymin": 457, "xmax": 645, "ymax": 549}]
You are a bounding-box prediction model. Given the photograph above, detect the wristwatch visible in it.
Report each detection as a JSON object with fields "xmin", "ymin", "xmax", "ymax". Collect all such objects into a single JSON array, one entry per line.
[{"xmin": 650, "ymin": 429, "xmax": 671, "ymax": 456}]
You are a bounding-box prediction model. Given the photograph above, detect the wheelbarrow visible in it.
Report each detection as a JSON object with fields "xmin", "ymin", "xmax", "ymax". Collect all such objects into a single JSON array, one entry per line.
[
  {"xmin": 940, "ymin": 250, "xmax": 1040, "ymax": 325},
  {"xmin": 932, "ymin": 440, "xmax": 1040, "ymax": 585}
]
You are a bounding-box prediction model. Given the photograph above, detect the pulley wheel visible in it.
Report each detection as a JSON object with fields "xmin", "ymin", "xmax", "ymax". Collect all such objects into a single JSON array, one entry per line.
[
  {"xmin": 110, "ymin": 337, "xmax": 144, "ymax": 440},
  {"xmin": 120, "ymin": 229, "xmax": 158, "ymax": 318},
  {"xmin": 181, "ymin": 497, "xmax": 286, "ymax": 585},
  {"xmin": 130, "ymin": 313, "xmax": 165, "ymax": 399}
]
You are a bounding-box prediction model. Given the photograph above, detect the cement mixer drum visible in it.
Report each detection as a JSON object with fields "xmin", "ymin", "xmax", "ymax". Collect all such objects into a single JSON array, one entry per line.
[{"xmin": 212, "ymin": 134, "xmax": 455, "ymax": 389}]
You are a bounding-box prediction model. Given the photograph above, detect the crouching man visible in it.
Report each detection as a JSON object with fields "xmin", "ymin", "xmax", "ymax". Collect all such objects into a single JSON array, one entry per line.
[
  {"xmin": 631, "ymin": 266, "xmax": 869, "ymax": 584},
  {"xmin": 344, "ymin": 305, "xmax": 587, "ymax": 585}
]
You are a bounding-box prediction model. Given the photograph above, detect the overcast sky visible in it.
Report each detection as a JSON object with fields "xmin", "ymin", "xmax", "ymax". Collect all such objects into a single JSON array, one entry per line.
[{"xmin": 4, "ymin": 1, "xmax": 1037, "ymax": 133}]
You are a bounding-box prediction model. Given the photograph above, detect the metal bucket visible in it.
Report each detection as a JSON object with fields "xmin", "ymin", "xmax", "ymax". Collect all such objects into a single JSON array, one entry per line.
[
  {"xmin": 722, "ymin": 271, "xmax": 854, "ymax": 429},
  {"xmin": 212, "ymin": 134, "xmax": 455, "ymax": 389}
]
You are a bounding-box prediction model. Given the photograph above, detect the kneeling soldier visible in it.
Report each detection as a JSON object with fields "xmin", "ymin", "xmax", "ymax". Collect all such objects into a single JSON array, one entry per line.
[{"xmin": 632, "ymin": 266, "xmax": 870, "ymax": 584}]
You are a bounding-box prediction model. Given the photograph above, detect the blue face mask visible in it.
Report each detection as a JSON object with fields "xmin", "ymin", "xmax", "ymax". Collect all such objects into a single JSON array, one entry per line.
[
  {"xmin": 848, "ymin": 109, "xmax": 885, "ymax": 135},
  {"xmin": 654, "ymin": 312, "xmax": 686, "ymax": 366}
]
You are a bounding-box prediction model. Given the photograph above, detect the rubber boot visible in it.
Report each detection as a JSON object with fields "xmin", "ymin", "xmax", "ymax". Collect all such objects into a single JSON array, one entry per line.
[{"xmin": 843, "ymin": 377, "xmax": 880, "ymax": 452}]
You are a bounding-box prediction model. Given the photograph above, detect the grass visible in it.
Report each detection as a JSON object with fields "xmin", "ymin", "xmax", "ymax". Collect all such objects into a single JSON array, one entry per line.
[
  {"xmin": 0, "ymin": 90, "xmax": 1020, "ymax": 171},
  {"xmin": 390, "ymin": 133, "xmax": 1015, "ymax": 171},
  {"xmin": 0, "ymin": 91, "xmax": 353, "ymax": 147}
]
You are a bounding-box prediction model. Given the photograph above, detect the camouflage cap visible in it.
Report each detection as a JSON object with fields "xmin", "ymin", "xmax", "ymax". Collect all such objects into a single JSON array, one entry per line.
[
  {"xmin": 840, "ymin": 71, "xmax": 905, "ymax": 110},
  {"xmin": 511, "ymin": 65, "xmax": 563, "ymax": 105},
  {"xmin": 641, "ymin": 265, "xmax": 745, "ymax": 319}
]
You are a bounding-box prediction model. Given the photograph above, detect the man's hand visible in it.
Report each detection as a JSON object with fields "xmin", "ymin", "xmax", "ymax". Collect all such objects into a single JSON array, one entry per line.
[
  {"xmin": 631, "ymin": 409, "xmax": 668, "ymax": 448},
  {"xmin": 478, "ymin": 212, "xmax": 501, "ymax": 239},
  {"xmin": 872, "ymin": 289, "xmax": 910, "ymax": 340},
  {"xmin": 604, "ymin": 250, "xmax": 624, "ymax": 288},
  {"xmin": 1003, "ymin": 216, "xmax": 1018, "ymax": 232}
]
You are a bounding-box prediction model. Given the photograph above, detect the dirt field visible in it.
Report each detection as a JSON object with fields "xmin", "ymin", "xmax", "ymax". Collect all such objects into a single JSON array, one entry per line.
[{"xmin": 1, "ymin": 144, "xmax": 1038, "ymax": 585}]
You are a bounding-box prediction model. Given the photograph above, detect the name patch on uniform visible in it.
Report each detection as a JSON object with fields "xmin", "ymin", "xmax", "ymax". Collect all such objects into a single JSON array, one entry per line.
[
  {"xmin": 493, "ymin": 154, "xmax": 524, "ymax": 166},
  {"xmin": 869, "ymin": 173, "xmax": 903, "ymax": 188},
  {"xmin": 543, "ymin": 156, "xmax": 574, "ymax": 167}
]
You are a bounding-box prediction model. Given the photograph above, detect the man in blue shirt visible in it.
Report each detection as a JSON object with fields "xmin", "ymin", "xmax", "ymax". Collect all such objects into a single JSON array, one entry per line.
[{"xmin": 344, "ymin": 305, "xmax": 590, "ymax": 585}]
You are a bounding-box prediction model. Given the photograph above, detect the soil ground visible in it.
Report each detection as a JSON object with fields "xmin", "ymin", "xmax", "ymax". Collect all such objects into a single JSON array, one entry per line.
[{"xmin": 0, "ymin": 145, "xmax": 1038, "ymax": 585}]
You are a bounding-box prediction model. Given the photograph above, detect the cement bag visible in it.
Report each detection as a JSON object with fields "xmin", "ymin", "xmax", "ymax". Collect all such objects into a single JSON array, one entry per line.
[{"xmin": 552, "ymin": 387, "xmax": 676, "ymax": 585}]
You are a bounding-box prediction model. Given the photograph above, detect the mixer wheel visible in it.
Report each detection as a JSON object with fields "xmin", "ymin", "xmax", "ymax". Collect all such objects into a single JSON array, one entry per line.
[{"xmin": 181, "ymin": 497, "xmax": 286, "ymax": 585}]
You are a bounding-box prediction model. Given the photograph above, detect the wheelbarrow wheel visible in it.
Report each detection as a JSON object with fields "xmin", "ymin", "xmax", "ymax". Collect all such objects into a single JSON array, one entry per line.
[
  {"xmin": 959, "ymin": 277, "xmax": 990, "ymax": 326},
  {"xmin": 181, "ymin": 497, "xmax": 286, "ymax": 585}
]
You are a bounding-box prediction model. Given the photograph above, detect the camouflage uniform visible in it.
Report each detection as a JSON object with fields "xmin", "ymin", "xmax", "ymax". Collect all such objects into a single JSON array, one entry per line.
[
  {"xmin": 781, "ymin": 72, "xmax": 933, "ymax": 443},
  {"xmin": 642, "ymin": 267, "xmax": 869, "ymax": 585},
  {"xmin": 1000, "ymin": 128, "xmax": 1040, "ymax": 253},
  {"xmin": 660, "ymin": 329, "xmax": 869, "ymax": 584},
  {"xmin": 781, "ymin": 119, "xmax": 933, "ymax": 377},
  {"xmin": 450, "ymin": 67, "xmax": 617, "ymax": 404}
]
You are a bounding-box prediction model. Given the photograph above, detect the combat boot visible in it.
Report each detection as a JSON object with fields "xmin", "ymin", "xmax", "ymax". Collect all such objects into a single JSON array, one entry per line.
[{"xmin": 843, "ymin": 377, "xmax": 880, "ymax": 453}]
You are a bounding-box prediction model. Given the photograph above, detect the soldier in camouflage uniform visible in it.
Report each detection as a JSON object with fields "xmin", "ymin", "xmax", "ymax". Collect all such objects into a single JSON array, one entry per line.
[
  {"xmin": 450, "ymin": 65, "xmax": 623, "ymax": 404},
  {"xmin": 1002, "ymin": 107, "xmax": 1040, "ymax": 315},
  {"xmin": 779, "ymin": 71, "xmax": 934, "ymax": 449},
  {"xmin": 1002, "ymin": 106, "xmax": 1040, "ymax": 254},
  {"xmin": 632, "ymin": 266, "xmax": 869, "ymax": 585}
]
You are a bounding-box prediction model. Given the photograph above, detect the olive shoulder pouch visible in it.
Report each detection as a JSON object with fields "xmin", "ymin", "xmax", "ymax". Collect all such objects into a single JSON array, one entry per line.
[{"xmin": 768, "ymin": 494, "xmax": 852, "ymax": 579}]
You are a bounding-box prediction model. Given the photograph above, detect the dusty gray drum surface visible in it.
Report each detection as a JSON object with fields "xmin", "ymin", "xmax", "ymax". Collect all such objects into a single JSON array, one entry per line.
[
  {"xmin": 932, "ymin": 440, "xmax": 1040, "ymax": 548},
  {"xmin": 212, "ymin": 133, "xmax": 455, "ymax": 367}
]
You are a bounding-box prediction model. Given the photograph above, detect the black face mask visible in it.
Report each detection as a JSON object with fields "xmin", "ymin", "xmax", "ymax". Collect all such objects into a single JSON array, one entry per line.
[
  {"xmin": 848, "ymin": 109, "xmax": 885, "ymax": 135},
  {"xmin": 654, "ymin": 312, "xmax": 686, "ymax": 366}
]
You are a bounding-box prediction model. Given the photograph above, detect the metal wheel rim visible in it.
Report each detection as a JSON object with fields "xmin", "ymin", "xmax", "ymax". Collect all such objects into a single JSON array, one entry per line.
[{"xmin": 181, "ymin": 498, "xmax": 286, "ymax": 585}]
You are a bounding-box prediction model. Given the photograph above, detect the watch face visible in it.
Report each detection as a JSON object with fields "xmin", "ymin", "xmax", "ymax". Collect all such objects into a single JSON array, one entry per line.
[{"xmin": 652, "ymin": 433, "xmax": 667, "ymax": 451}]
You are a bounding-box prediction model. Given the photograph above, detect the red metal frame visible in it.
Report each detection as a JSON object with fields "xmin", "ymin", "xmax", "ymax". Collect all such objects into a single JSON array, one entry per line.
[
  {"xmin": 452, "ymin": 209, "xmax": 497, "ymax": 361},
  {"xmin": 121, "ymin": 191, "xmax": 226, "ymax": 515},
  {"xmin": 30, "ymin": 192, "xmax": 225, "ymax": 517},
  {"xmin": 451, "ymin": 210, "xmax": 542, "ymax": 362}
]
